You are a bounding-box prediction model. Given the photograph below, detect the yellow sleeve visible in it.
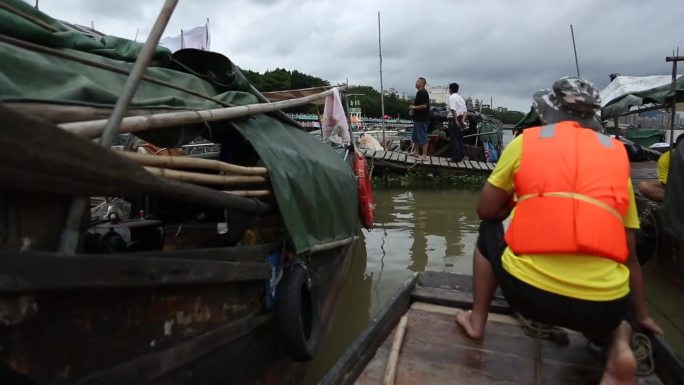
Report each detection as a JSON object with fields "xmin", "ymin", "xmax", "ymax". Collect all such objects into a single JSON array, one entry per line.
[
  {"xmin": 487, "ymin": 134, "xmax": 522, "ymax": 193},
  {"xmin": 657, "ymin": 151, "xmax": 670, "ymax": 184},
  {"xmin": 624, "ymin": 178, "xmax": 640, "ymax": 229}
]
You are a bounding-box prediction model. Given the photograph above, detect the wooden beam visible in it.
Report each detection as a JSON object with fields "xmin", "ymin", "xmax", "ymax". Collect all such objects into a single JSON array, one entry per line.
[{"xmin": 0, "ymin": 251, "xmax": 272, "ymax": 292}]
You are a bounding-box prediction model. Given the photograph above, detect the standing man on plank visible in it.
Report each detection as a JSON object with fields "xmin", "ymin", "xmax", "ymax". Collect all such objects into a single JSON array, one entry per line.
[{"xmin": 409, "ymin": 77, "xmax": 430, "ymax": 161}]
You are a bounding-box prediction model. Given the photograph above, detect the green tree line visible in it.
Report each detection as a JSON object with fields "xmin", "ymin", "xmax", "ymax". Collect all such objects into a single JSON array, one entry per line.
[
  {"xmin": 241, "ymin": 67, "xmax": 524, "ymax": 120},
  {"xmin": 348, "ymin": 86, "xmax": 412, "ymax": 119},
  {"xmin": 479, "ymin": 108, "xmax": 526, "ymax": 125},
  {"xmin": 242, "ymin": 68, "xmax": 329, "ymax": 92}
]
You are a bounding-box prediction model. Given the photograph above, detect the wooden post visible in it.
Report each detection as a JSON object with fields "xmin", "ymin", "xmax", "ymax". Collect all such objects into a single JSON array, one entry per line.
[{"xmin": 665, "ymin": 53, "xmax": 682, "ymax": 148}]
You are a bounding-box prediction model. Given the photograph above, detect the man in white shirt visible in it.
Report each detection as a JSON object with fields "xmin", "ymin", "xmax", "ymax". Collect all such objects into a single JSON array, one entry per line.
[{"xmin": 447, "ymin": 83, "xmax": 467, "ymax": 162}]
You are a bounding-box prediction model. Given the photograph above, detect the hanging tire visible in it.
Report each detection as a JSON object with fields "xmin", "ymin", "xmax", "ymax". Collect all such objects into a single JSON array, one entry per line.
[{"xmin": 276, "ymin": 264, "xmax": 321, "ymax": 362}]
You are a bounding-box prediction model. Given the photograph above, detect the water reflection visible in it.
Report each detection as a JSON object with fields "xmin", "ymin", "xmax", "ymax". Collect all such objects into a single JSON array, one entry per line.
[
  {"xmin": 303, "ymin": 188, "xmax": 483, "ymax": 384},
  {"xmin": 365, "ymin": 188, "xmax": 481, "ymax": 314}
]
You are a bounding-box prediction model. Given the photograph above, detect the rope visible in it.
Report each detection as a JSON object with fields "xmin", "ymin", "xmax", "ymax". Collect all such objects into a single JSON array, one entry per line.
[
  {"xmin": 515, "ymin": 312, "xmax": 570, "ymax": 345},
  {"xmin": 631, "ymin": 332, "xmax": 655, "ymax": 376}
]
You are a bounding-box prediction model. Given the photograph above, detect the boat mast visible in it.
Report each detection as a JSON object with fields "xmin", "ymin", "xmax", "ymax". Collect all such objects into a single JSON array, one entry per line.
[
  {"xmin": 378, "ymin": 11, "xmax": 385, "ymax": 145},
  {"xmin": 666, "ymin": 48, "xmax": 681, "ymax": 149},
  {"xmin": 570, "ymin": 24, "xmax": 581, "ymax": 77}
]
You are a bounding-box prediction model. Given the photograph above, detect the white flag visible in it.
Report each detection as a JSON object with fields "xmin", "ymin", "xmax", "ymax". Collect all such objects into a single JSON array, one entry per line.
[{"xmin": 159, "ymin": 21, "xmax": 210, "ymax": 52}]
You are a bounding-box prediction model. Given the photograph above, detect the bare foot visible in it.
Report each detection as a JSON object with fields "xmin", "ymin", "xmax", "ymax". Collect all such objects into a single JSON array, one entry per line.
[
  {"xmin": 455, "ymin": 310, "xmax": 484, "ymax": 339},
  {"xmin": 600, "ymin": 322, "xmax": 636, "ymax": 385}
]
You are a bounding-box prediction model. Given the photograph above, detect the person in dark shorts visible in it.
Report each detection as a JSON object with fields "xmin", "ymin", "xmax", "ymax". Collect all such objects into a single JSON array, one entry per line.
[
  {"xmin": 409, "ymin": 77, "xmax": 430, "ymax": 161},
  {"xmin": 456, "ymin": 77, "xmax": 663, "ymax": 385},
  {"xmin": 447, "ymin": 82, "xmax": 466, "ymax": 162}
]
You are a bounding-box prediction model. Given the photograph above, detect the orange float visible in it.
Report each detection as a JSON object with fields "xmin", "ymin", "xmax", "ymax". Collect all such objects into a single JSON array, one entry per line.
[{"xmin": 354, "ymin": 152, "xmax": 374, "ymax": 230}]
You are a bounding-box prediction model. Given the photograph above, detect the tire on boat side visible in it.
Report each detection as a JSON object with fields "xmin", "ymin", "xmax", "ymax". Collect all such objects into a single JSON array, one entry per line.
[{"xmin": 276, "ymin": 263, "xmax": 321, "ymax": 362}]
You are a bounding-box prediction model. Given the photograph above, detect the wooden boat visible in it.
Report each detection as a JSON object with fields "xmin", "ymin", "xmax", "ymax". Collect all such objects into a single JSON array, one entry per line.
[
  {"xmin": 321, "ymin": 272, "xmax": 684, "ymax": 385},
  {"xmin": 0, "ymin": 1, "xmax": 368, "ymax": 384}
]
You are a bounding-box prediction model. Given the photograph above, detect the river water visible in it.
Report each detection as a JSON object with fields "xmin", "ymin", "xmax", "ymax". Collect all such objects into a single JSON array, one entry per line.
[
  {"xmin": 300, "ymin": 187, "xmax": 481, "ymax": 384},
  {"xmin": 301, "ymin": 186, "xmax": 684, "ymax": 384}
]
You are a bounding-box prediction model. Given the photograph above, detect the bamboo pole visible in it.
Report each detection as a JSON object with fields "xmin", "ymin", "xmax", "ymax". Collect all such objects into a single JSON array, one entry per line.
[
  {"xmin": 144, "ymin": 167, "xmax": 267, "ymax": 185},
  {"xmin": 383, "ymin": 315, "xmax": 408, "ymax": 385},
  {"xmin": 120, "ymin": 151, "xmax": 268, "ymax": 176},
  {"xmin": 60, "ymin": 87, "xmax": 346, "ymax": 138}
]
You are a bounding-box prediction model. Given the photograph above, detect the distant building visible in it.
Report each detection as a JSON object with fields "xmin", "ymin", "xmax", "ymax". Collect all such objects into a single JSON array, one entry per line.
[
  {"xmin": 426, "ymin": 84, "xmax": 448, "ymax": 105},
  {"xmin": 481, "ymin": 104, "xmax": 491, "ymax": 110},
  {"xmin": 497, "ymin": 106, "xmax": 508, "ymax": 113}
]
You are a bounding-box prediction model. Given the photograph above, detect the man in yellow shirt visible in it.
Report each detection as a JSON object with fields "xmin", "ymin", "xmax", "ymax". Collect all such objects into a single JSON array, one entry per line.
[
  {"xmin": 638, "ymin": 134, "xmax": 683, "ymax": 202},
  {"xmin": 456, "ymin": 77, "xmax": 662, "ymax": 385}
]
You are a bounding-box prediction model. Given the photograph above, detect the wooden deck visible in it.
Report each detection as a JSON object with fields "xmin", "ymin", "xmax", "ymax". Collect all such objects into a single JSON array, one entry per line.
[
  {"xmin": 360, "ymin": 148, "xmax": 659, "ymax": 180},
  {"xmin": 359, "ymin": 148, "xmax": 496, "ymax": 174},
  {"xmin": 322, "ymin": 272, "xmax": 676, "ymax": 385}
]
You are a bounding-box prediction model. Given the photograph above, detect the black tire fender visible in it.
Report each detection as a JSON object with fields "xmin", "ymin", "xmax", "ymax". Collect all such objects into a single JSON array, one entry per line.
[{"xmin": 276, "ymin": 263, "xmax": 321, "ymax": 362}]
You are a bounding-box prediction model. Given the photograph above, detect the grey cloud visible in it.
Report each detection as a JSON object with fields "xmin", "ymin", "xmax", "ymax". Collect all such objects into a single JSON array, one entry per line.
[{"xmin": 24, "ymin": 0, "xmax": 684, "ymax": 111}]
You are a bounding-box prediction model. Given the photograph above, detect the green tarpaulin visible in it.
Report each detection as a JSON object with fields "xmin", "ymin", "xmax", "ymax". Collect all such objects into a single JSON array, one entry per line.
[
  {"xmin": 0, "ymin": 0, "xmax": 359, "ymax": 253},
  {"xmin": 622, "ymin": 128, "xmax": 665, "ymax": 147}
]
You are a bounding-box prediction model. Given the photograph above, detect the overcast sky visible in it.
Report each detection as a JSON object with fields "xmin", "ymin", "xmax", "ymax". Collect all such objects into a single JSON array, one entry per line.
[{"xmin": 30, "ymin": 0, "xmax": 684, "ymax": 111}]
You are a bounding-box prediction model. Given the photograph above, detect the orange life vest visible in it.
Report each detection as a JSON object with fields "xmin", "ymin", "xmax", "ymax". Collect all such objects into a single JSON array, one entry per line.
[{"xmin": 504, "ymin": 122, "xmax": 631, "ymax": 262}]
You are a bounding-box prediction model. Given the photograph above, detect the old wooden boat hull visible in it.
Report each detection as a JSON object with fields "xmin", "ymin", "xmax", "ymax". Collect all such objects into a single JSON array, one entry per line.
[
  {"xmin": 0, "ymin": 240, "xmax": 356, "ymax": 385},
  {"xmin": 322, "ymin": 272, "xmax": 684, "ymax": 385}
]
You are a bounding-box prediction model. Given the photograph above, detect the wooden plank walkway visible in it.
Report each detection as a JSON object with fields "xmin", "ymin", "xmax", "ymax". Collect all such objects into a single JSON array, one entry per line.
[
  {"xmin": 360, "ymin": 148, "xmax": 659, "ymax": 180},
  {"xmin": 359, "ymin": 148, "xmax": 495, "ymax": 174}
]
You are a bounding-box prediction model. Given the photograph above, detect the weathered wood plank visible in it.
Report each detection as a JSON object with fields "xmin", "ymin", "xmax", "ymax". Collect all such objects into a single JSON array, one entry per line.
[
  {"xmin": 76, "ymin": 314, "xmax": 271, "ymax": 385},
  {"xmin": 0, "ymin": 251, "xmax": 271, "ymax": 292},
  {"xmin": 468, "ymin": 159, "xmax": 481, "ymax": 170},
  {"xmin": 411, "ymin": 286, "xmax": 511, "ymax": 314},
  {"xmin": 355, "ymin": 304, "xmax": 608, "ymax": 385},
  {"xmin": 137, "ymin": 243, "xmax": 278, "ymax": 262},
  {"xmin": 325, "ymin": 272, "xmax": 671, "ymax": 385}
]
